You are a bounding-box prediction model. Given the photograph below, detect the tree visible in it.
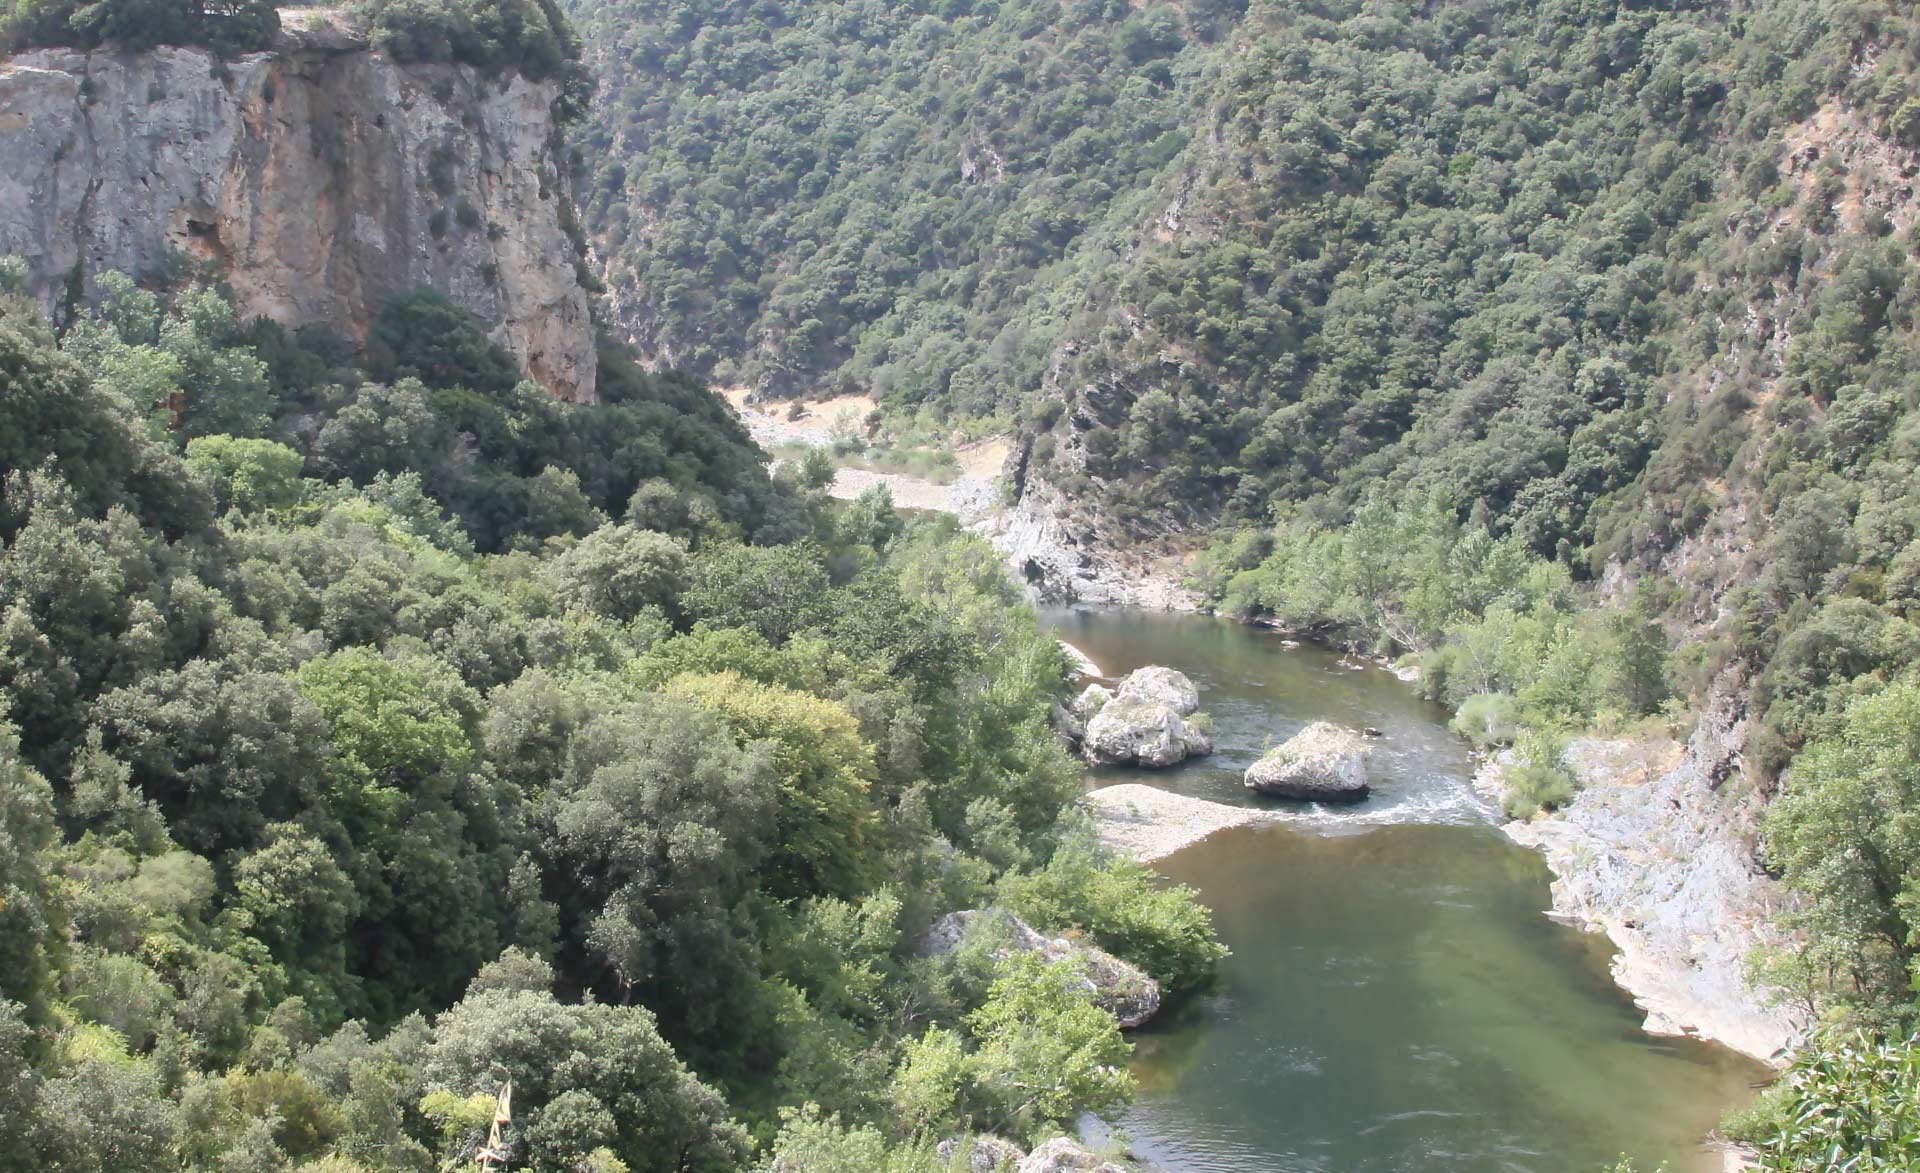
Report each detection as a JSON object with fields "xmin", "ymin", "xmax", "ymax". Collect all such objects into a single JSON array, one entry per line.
[
  {"xmin": 422, "ymin": 988, "xmax": 750, "ymax": 1173},
  {"xmin": 540, "ymin": 696, "xmax": 776, "ymax": 1038},
  {"xmin": 0, "ymin": 723, "xmax": 64, "ymax": 1027},
  {"xmin": 964, "ymin": 952, "xmax": 1133, "ymax": 1140},
  {"xmin": 542, "ymin": 524, "xmax": 688, "ymax": 622},
  {"xmin": 665, "ymin": 671, "xmax": 879, "ymax": 899},
  {"xmin": 184, "ymin": 436, "xmax": 306, "ymax": 515},
  {"xmin": 1763, "ymin": 675, "xmax": 1920, "ymax": 1014}
]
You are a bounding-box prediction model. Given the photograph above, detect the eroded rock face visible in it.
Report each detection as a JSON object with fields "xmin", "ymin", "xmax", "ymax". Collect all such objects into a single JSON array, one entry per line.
[
  {"xmin": 922, "ymin": 909, "xmax": 1161, "ymax": 1028},
  {"xmin": 1246, "ymin": 721, "xmax": 1371, "ymax": 801},
  {"xmin": 937, "ymin": 1135, "xmax": 1027, "ymax": 1172},
  {"xmin": 1016, "ymin": 1137, "xmax": 1128, "ymax": 1173},
  {"xmin": 0, "ymin": 28, "xmax": 596, "ymax": 400}
]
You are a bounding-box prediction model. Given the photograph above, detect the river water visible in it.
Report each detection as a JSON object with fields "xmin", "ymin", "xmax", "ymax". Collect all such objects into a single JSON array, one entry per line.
[{"xmin": 1042, "ymin": 608, "xmax": 1766, "ymax": 1173}]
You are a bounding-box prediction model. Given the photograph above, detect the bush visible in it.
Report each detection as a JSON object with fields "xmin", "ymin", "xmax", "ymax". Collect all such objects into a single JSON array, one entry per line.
[
  {"xmin": 1725, "ymin": 1032, "xmax": 1920, "ymax": 1171},
  {"xmin": 999, "ymin": 832, "xmax": 1226, "ymax": 993},
  {"xmin": 1450, "ymin": 693, "xmax": 1521, "ymax": 750},
  {"xmin": 1499, "ymin": 731, "xmax": 1575, "ymax": 819},
  {"xmin": 355, "ymin": 0, "xmax": 590, "ymax": 115},
  {"xmin": 2, "ymin": 0, "xmax": 278, "ymax": 55}
]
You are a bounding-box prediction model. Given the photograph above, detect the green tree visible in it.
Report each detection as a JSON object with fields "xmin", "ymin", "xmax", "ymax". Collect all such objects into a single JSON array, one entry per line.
[{"xmin": 1763, "ymin": 675, "xmax": 1920, "ymax": 1013}]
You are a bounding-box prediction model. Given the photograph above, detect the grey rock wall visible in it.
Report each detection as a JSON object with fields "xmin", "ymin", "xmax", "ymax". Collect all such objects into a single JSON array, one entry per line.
[{"xmin": 0, "ymin": 25, "xmax": 596, "ymax": 400}]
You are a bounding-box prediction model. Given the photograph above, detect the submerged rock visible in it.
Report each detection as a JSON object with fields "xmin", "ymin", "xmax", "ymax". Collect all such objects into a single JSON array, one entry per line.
[
  {"xmin": 1017, "ymin": 1138, "xmax": 1128, "ymax": 1173},
  {"xmin": 938, "ymin": 1135, "xmax": 1027, "ymax": 1171},
  {"xmin": 922, "ymin": 909, "xmax": 1162, "ymax": 1028},
  {"xmin": 1058, "ymin": 639, "xmax": 1105, "ymax": 679},
  {"xmin": 1083, "ymin": 783, "xmax": 1276, "ymax": 862},
  {"xmin": 1246, "ymin": 721, "xmax": 1372, "ymax": 802}
]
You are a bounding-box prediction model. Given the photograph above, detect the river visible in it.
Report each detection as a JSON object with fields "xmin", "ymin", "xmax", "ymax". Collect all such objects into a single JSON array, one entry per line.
[{"xmin": 1041, "ymin": 608, "xmax": 1767, "ymax": 1173}]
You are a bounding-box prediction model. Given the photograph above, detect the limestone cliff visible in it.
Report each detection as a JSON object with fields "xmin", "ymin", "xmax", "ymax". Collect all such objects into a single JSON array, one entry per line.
[{"xmin": 0, "ymin": 20, "xmax": 596, "ymax": 401}]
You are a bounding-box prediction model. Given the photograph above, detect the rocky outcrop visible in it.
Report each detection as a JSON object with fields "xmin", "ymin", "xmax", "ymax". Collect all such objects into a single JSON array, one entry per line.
[
  {"xmin": 1245, "ymin": 721, "xmax": 1371, "ymax": 802},
  {"xmin": 937, "ymin": 1136, "xmax": 1027, "ymax": 1172},
  {"xmin": 1054, "ymin": 682, "xmax": 1114, "ymax": 749},
  {"xmin": 1475, "ymin": 687, "xmax": 1805, "ymax": 1064},
  {"xmin": 0, "ymin": 22, "xmax": 596, "ymax": 400},
  {"xmin": 1017, "ymin": 1138, "xmax": 1128, "ymax": 1173},
  {"xmin": 1081, "ymin": 667, "xmax": 1212, "ymax": 768},
  {"xmin": 974, "ymin": 426, "xmax": 1200, "ymax": 610},
  {"xmin": 922, "ymin": 909, "xmax": 1161, "ymax": 1028}
]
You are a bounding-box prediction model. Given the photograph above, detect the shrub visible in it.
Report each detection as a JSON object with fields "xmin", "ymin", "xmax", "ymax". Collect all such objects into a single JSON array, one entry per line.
[
  {"xmin": 1450, "ymin": 693, "xmax": 1521, "ymax": 750},
  {"xmin": 1500, "ymin": 730, "xmax": 1575, "ymax": 819},
  {"xmin": 1725, "ymin": 1032, "xmax": 1920, "ymax": 1171},
  {"xmin": 999, "ymin": 831, "xmax": 1226, "ymax": 993}
]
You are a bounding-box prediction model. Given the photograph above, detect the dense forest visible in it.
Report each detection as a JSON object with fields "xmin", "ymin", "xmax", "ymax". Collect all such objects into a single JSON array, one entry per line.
[
  {"xmin": 0, "ymin": 259, "xmax": 1230, "ymax": 1170},
  {"xmin": 568, "ymin": 0, "xmax": 1920, "ymax": 1162}
]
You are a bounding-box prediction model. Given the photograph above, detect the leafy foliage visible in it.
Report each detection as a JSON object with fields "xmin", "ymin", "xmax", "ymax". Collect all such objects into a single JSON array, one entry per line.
[
  {"xmin": 1, "ymin": 0, "xmax": 277, "ymax": 55},
  {"xmin": 1725, "ymin": 1031, "xmax": 1920, "ymax": 1171},
  {"xmin": 0, "ymin": 270, "xmax": 1219, "ymax": 1169}
]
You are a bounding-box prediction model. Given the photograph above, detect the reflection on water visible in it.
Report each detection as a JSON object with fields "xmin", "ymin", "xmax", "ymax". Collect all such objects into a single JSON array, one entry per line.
[{"xmin": 1044, "ymin": 609, "xmax": 1766, "ymax": 1173}]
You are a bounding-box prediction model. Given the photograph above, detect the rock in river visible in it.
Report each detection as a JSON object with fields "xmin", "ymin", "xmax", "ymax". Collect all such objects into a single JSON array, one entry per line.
[
  {"xmin": 1080, "ymin": 667, "xmax": 1211, "ymax": 767},
  {"xmin": 922, "ymin": 909, "xmax": 1162, "ymax": 1028},
  {"xmin": 1246, "ymin": 721, "xmax": 1372, "ymax": 801},
  {"xmin": 1115, "ymin": 665, "xmax": 1200, "ymax": 714},
  {"xmin": 1017, "ymin": 1138, "xmax": 1128, "ymax": 1173}
]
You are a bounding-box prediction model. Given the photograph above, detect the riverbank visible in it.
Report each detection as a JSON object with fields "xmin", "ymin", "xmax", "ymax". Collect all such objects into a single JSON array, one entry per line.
[{"xmin": 1474, "ymin": 697, "xmax": 1806, "ymax": 1066}]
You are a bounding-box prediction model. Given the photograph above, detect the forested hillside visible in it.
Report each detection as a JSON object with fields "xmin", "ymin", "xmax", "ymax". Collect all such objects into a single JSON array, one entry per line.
[
  {"xmin": 0, "ymin": 257, "xmax": 1228, "ymax": 1170},
  {"xmin": 570, "ymin": 0, "xmax": 1920, "ymax": 1154},
  {"xmin": 568, "ymin": 0, "xmax": 1239, "ymax": 411}
]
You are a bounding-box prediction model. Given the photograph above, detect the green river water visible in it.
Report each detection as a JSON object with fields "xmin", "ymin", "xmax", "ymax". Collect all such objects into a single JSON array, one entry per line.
[{"xmin": 1041, "ymin": 608, "xmax": 1768, "ymax": 1173}]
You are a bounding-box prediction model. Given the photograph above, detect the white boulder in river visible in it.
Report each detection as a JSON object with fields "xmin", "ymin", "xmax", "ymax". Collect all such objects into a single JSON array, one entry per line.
[
  {"xmin": 1113, "ymin": 665, "xmax": 1200, "ymax": 714},
  {"xmin": 1246, "ymin": 721, "xmax": 1372, "ymax": 801},
  {"xmin": 1080, "ymin": 667, "xmax": 1212, "ymax": 768}
]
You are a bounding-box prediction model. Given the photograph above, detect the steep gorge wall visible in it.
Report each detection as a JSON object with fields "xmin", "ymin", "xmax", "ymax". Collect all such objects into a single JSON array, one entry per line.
[{"xmin": 0, "ymin": 23, "xmax": 596, "ymax": 400}]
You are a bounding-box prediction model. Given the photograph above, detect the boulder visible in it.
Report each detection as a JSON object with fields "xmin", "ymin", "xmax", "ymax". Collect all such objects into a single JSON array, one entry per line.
[
  {"xmin": 1072, "ymin": 682, "xmax": 1114, "ymax": 719},
  {"xmin": 1246, "ymin": 721, "xmax": 1372, "ymax": 801},
  {"xmin": 922, "ymin": 910, "xmax": 1162, "ymax": 1028},
  {"xmin": 1082, "ymin": 695, "xmax": 1212, "ymax": 768},
  {"xmin": 937, "ymin": 1136, "xmax": 1027, "ymax": 1172},
  {"xmin": 1017, "ymin": 1138, "xmax": 1128, "ymax": 1173},
  {"xmin": 1114, "ymin": 666, "xmax": 1199, "ymax": 715},
  {"xmin": 1058, "ymin": 639, "xmax": 1105, "ymax": 679}
]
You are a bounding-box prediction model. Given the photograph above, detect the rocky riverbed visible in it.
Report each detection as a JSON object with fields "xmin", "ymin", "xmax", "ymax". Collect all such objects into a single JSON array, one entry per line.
[{"xmin": 1081, "ymin": 784, "xmax": 1276, "ymax": 862}]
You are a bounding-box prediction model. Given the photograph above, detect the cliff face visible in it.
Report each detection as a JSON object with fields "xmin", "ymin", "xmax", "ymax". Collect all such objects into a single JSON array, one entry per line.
[{"xmin": 0, "ymin": 24, "xmax": 596, "ymax": 401}]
